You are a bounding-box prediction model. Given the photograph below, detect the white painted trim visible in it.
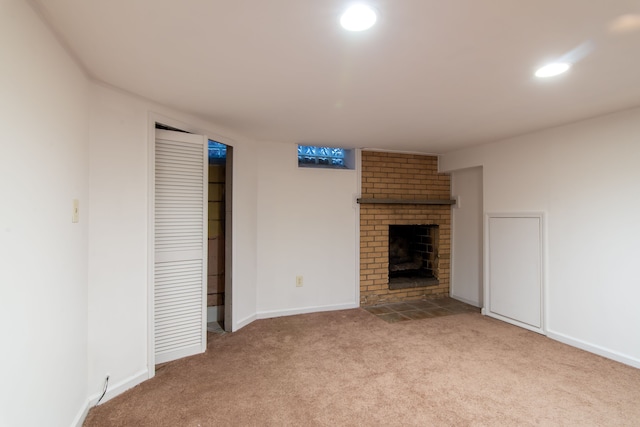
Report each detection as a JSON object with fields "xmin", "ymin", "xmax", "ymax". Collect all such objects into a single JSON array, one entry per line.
[
  {"xmin": 200, "ymin": 134, "xmax": 208, "ymax": 355},
  {"xmin": 74, "ymin": 368, "xmax": 151, "ymax": 425},
  {"xmin": 257, "ymin": 302, "xmax": 359, "ymax": 320},
  {"xmin": 485, "ymin": 312, "xmax": 545, "ymax": 335},
  {"xmin": 147, "ymin": 112, "xmax": 238, "ymax": 374},
  {"xmin": 546, "ymin": 330, "xmax": 640, "ymax": 369},
  {"xmin": 484, "ymin": 212, "xmax": 546, "ymax": 335},
  {"xmin": 224, "ymin": 146, "xmax": 233, "ymax": 333},
  {"xmin": 354, "ymin": 148, "xmax": 362, "ymax": 307},
  {"xmin": 146, "ymin": 113, "xmax": 156, "ymax": 378},
  {"xmin": 235, "ymin": 313, "xmax": 258, "ymax": 331},
  {"xmin": 89, "ymin": 369, "xmax": 149, "ymax": 406},
  {"xmin": 449, "ymin": 294, "xmax": 480, "ymax": 308},
  {"xmin": 483, "ymin": 215, "xmax": 490, "ymax": 322},
  {"xmin": 450, "ymin": 183, "xmax": 458, "ymax": 302},
  {"xmin": 71, "ymin": 400, "xmax": 91, "ymax": 427},
  {"xmin": 542, "ymin": 212, "xmax": 551, "ymax": 338},
  {"xmin": 156, "ymin": 344, "xmax": 204, "ymax": 365}
]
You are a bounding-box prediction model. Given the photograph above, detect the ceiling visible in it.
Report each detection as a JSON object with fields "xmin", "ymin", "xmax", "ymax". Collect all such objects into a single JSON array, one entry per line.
[{"xmin": 34, "ymin": 0, "xmax": 640, "ymax": 153}]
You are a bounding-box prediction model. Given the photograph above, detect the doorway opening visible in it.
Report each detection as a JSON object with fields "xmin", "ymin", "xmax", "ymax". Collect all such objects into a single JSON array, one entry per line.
[
  {"xmin": 206, "ymin": 140, "xmax": 227, "ymax": 333},
  {"xmin": 155, "ymin": 124, "xmax": 232, "ymax": 333}
]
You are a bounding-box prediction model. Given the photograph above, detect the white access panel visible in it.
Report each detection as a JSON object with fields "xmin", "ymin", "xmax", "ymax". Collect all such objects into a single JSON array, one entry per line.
[{"xmin": 486, "ymin": 214, "xmax": 543, "ymax": 333}]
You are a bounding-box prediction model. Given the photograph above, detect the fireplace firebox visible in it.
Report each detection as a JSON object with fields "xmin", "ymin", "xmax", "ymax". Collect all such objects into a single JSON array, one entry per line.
[{"xmin": 388, "ymin": 225, "xmax": 439, "ymax": 290}]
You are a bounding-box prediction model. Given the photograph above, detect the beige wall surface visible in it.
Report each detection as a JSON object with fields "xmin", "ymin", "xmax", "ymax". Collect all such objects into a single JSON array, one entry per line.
[
  {"xmin": 0, "ymin": 1, "xmax": 90, "ymax": 425},
  {"xmin": 441, "ymin": 107, "xmax": 640, "ymax": 368}
]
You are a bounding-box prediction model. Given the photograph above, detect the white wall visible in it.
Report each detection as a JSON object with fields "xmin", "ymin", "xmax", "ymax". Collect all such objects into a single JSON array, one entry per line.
[
  {"xmin": 440, "ymin": 107, "xmax": 640, "ymax": 368},
  {"xmin": 87, "ymin": 83, "xmax": 259, "ymax": 401},
  {"xmin": 0, "ymin": 1, "xmax": 89, "ymax": 425},
  {"xmin": 227, "ymin": 144, "xmax": 259, "ymax": 329},
  {"xmin": 256, "ymin": 143, "xmax": 359, "ymax": 317},
  {"xmin": 450, "ymin": 167, "xmax": 483, "ymax": 307}
]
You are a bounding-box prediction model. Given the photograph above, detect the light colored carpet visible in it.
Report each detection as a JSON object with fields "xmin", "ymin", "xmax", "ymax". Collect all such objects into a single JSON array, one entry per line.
[{"xmin": 85, "ymin": 309, "xmax": 640, "ymax": 426}]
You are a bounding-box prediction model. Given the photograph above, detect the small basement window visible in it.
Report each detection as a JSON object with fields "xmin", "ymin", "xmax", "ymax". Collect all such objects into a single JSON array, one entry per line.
[
  {"xmin": 297, "ymin": 145, "xmax": 354, "ymax": 169},
  {"xmin": 208, "ymin": 140, "xmax": 227, "ymax": 164}
]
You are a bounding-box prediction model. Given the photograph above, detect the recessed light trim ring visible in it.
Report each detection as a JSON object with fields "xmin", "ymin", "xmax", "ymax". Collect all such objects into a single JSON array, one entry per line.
[
  {"xmin": 340, "ymin": 4, "xmax": 377, "ymax": 31},
  {"xmin": 535, "ymin": 62, "xmax": 571, "ymax": 78}
]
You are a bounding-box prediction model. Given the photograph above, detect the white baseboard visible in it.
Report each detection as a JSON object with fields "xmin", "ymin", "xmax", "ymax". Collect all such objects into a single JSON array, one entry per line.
[
  {"xmin": 486, "ymin": 312, "xmax": 545, "ymax": 335},
  {"xmin": 257, "ymin": 302, "xmax": 359, "ymax": 320},
  {"xmin": 72, "ymin": 369, "xmax": 149, "ymax": 427},
  {"xmin": 234, "ymin": 313, "xmax": 257, "ymax": 331},
  {"xmin": 546, "ymin": 329, "xmax": 640, "ymax": 369},
  {"xmin": 449, "ymin": 294, "xmax": 481, "ymax": 307},
  {"xmin": 72, "ymin": 399, "xmax": 91, "ymax": 427},
  {"xmin": 477, "ymin": 313, "xmax": 639, "ymax": 369},
  {"xmin": 88, "ymin": 369, "xmax": 149, "ymax": 406}
]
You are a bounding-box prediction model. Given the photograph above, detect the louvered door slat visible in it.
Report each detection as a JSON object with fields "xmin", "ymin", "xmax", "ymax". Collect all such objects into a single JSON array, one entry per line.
[{"xmin": 154, "ymin": 130, "xmax": 207, "ymax": 365}]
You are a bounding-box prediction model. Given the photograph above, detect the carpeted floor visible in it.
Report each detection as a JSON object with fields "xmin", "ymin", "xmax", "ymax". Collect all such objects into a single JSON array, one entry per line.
[{"xmin": 84, "ymin": 308, "xmax": 640, "ymax": 426}]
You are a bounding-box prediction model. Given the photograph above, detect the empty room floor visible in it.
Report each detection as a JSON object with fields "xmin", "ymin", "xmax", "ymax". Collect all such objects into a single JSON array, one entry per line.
[{"xmin": 85, "ymin": 305, "xmax": 640, "ymax": 426}]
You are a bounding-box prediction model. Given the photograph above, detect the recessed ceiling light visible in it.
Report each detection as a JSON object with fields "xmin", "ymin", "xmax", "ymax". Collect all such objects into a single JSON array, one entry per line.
[
  {"xmin": 609, "ymin": 14, "xmax": 640, "ymax": 33},
  {"xmin": 340, "ymin": 4, "xmax": 377, "ymax": 32},
  {"xmin": 535, "ymin": 62, "xmax": 571, "ymax": 78}
]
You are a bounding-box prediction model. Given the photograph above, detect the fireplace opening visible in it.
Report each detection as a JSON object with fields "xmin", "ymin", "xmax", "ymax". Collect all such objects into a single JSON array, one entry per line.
[{"xmin": 388, "ymin": 225, "xmax": 439, "ymax": 290}]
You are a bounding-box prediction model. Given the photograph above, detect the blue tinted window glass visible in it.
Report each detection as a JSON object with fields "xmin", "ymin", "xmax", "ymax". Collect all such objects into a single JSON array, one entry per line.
[
  {"xmin": 298, "ymin": 145, "xmax": 348, "ymax": 168},
  {"xmin": 330, "ymin": 148, "xmax": 345, "ymax": 158},
  {"xmin": 208, "ymin": 140, "xmax": 227, "ymax": 163}
]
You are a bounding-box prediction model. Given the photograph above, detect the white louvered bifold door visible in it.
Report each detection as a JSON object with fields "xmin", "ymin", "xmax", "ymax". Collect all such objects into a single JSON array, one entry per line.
[{"xmin": 154, "ymin": 129, "xmax": 207, "ymax": 364}]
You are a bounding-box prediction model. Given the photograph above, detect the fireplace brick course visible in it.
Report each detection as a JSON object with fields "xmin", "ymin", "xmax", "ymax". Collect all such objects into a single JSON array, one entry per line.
[{"xmin": 360, "ymin": 151, "xmax": 451, "ymax": 306}]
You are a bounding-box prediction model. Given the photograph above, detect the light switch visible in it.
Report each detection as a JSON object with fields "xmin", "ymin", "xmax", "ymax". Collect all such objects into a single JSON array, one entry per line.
[{"xmin": 72, "ymin": 199, "xmax": 79, "ymax": 223}]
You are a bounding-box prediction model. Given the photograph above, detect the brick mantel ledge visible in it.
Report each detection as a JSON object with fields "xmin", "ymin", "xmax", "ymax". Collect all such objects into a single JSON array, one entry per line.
[{"xmin": 357, "ymin": 198, "xmax": 456, "ymax": 205}]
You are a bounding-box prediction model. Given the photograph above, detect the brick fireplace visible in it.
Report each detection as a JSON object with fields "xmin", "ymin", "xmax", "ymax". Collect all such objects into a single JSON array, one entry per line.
[{"xmin": 359, "ymin": 151, "xmax": 452, "ymax": 306}]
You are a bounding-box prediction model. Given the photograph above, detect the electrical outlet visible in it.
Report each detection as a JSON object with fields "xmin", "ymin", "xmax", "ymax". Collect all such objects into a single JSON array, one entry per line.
[{"xmin": 296, "ymin": 276, "xmax": 304, "ymax": 287}]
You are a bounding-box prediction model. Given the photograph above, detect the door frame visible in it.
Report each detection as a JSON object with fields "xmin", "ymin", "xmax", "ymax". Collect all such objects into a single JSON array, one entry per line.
[{"xmin": 146, "ymin": 112, "xmax": 235, "ymax": 378}]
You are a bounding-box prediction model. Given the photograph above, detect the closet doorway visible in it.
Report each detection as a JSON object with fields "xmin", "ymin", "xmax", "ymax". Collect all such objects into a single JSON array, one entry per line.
[
  {"xmin": 205, "ymin": 140, "xmax": 228, "ymax": 333},
  {"xmin": 151, "ymin": 122, "xmax": 233, "ymax": 368}
]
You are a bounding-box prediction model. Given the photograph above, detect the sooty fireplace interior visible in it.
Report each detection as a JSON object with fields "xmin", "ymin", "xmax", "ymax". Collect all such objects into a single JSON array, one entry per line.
[{"xmin": 388, "ymin": 225, "xmax": 439, "ymax": 290}]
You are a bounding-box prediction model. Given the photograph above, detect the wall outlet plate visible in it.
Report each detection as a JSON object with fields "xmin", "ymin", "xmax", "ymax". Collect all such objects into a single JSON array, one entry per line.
[{"xmin": 296, "ymin": 276, "xmax": 303, "ymax": 287}]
